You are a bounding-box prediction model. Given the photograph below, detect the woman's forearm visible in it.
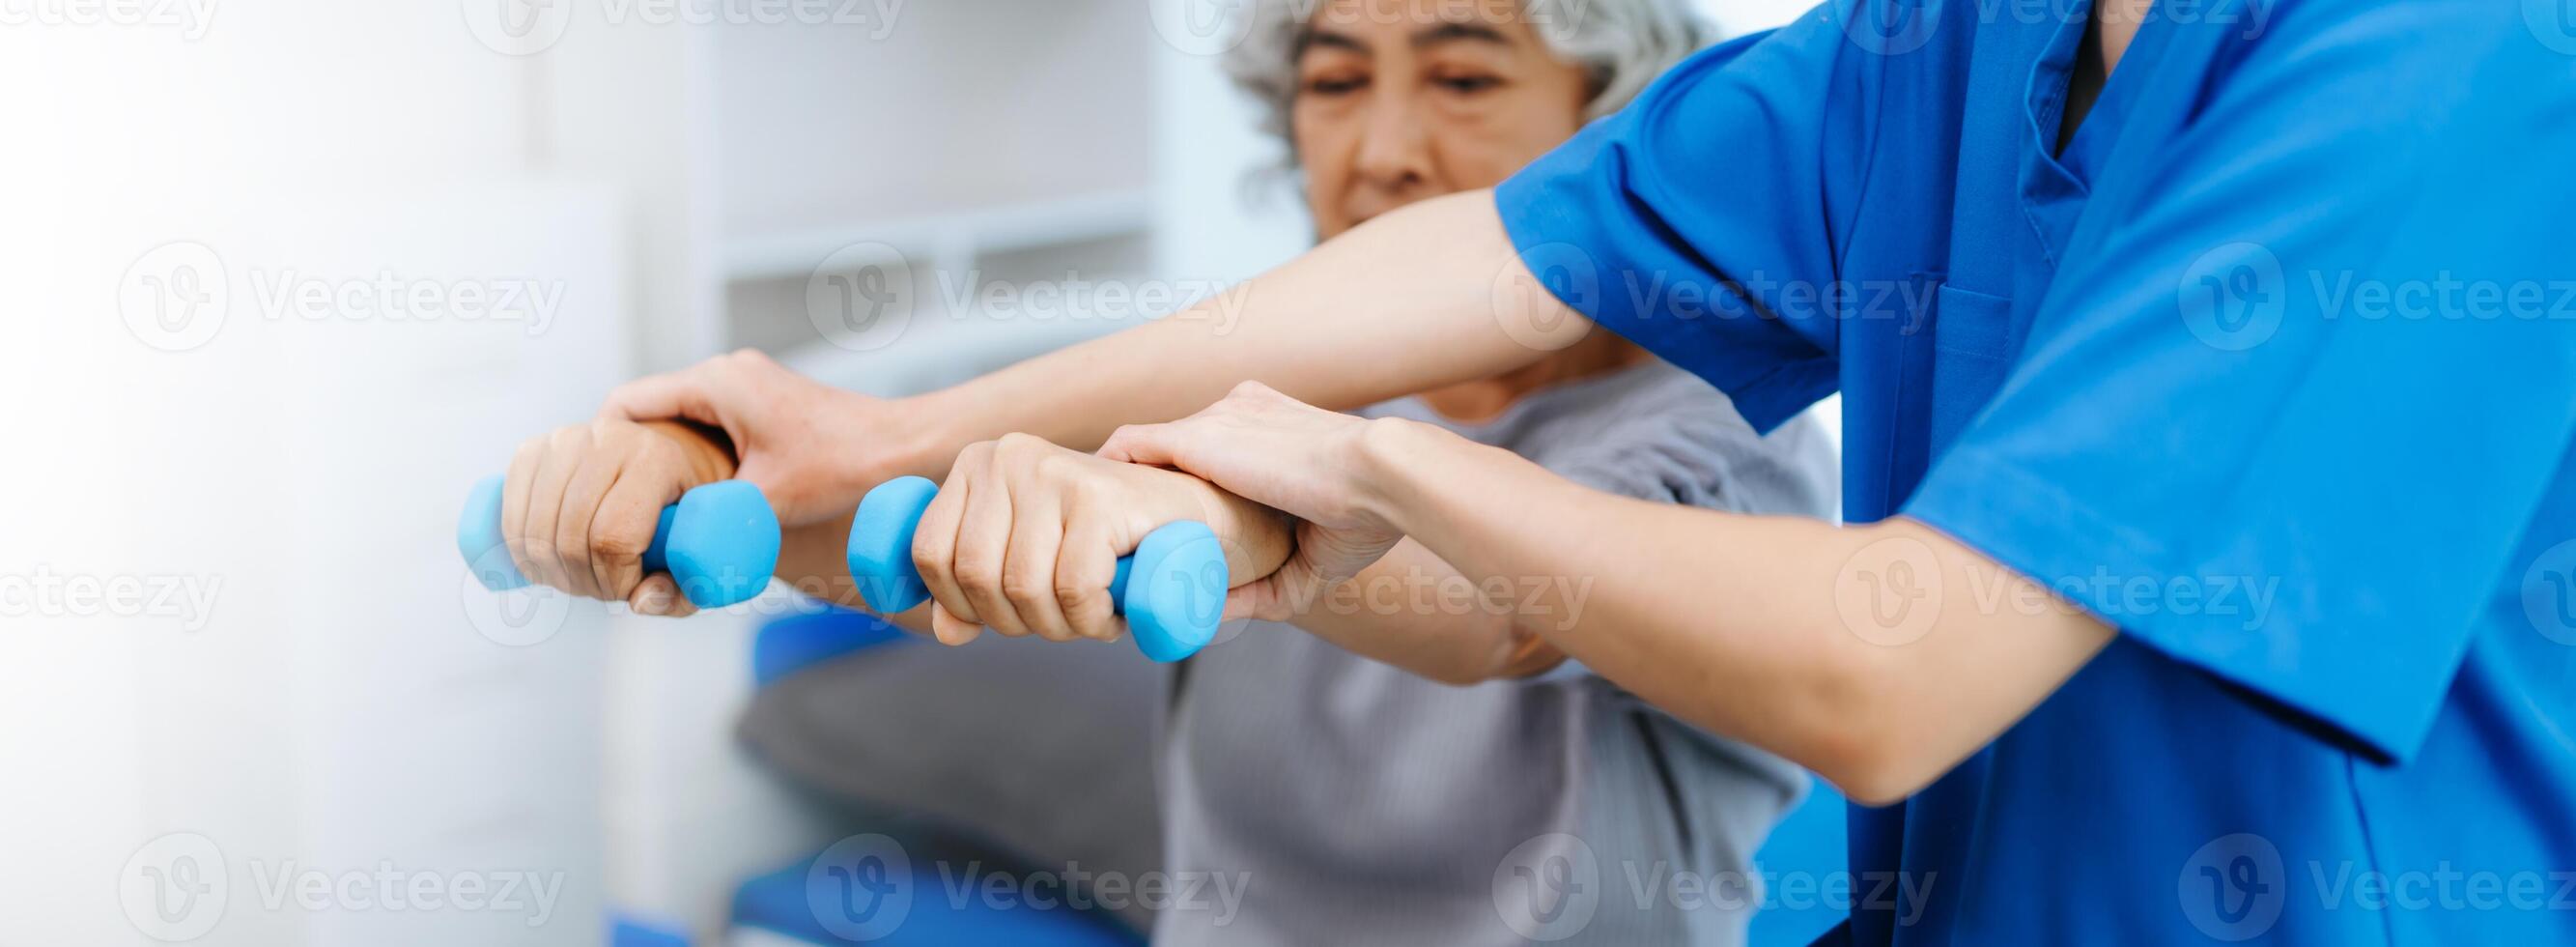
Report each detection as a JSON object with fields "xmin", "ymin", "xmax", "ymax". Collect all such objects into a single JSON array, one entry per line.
[
  {"xmin": 772, "ymin": 514, "xmax": 933, "ymax": 634},
  {"xmin": 1351, "ymin": 419, "xmax": 2115, "ymax": 804},
  {"xmin": 908, "ymin": 191, "xmax": 1585, "ymax": 458}
]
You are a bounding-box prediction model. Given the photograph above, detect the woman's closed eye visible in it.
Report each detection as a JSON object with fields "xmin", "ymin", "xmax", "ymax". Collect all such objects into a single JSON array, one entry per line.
[
  {"xmin": 1302, "ymin": 71, "xmax": 1370, "ymax": 97},
  {"xmin": 1430, "ymin": 71, "xmax": 1504, "ymax": 96}
]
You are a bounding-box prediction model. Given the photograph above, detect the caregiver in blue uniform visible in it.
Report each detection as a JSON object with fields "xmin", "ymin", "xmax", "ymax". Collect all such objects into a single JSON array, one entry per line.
[{"xmin": 558, "ymin": 0, "xmax": 2575, "ymax": 941}]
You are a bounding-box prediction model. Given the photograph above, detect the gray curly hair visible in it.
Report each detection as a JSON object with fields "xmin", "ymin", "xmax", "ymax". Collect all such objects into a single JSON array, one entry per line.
[{"xmin": 1223, "ymin": 0, "xmax": 1717, "ymax": 151}]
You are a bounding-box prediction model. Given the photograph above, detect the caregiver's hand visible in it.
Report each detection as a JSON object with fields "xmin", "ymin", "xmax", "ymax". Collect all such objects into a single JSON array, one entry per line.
[
  {"xmin": 502, "ymin": 417, "xmax": 734, "ymax": 616},
  {"xmin": 599, "ymin": 349, "xmax": 929, "ymax": 529},
  {"xmin": 1097, "ymin": 382, "xmax": 1414, "ymax": 621},
  {"xmin": 913, "ymin": 433, "xmax": 1294, "ymax": 646}
]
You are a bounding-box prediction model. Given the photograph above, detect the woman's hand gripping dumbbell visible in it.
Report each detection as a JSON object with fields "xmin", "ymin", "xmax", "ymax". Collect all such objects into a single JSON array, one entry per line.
[
  {"xmin": 845, "ymin": 434, "xmax": 1296, "ymax": 661},
  {"xmin": 459, "ymin": 419, "xmax": 781, "ymax": 612}
]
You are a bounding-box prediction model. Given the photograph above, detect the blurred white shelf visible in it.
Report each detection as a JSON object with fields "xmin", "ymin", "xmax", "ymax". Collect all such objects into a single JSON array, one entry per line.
[
  {"xmin": 776, "ymin": 294, "xmax": 1154, "ymax": 397},
  {"xmin": 722, "ymin": 187, "xmax": 1154, "ymax": 282}
]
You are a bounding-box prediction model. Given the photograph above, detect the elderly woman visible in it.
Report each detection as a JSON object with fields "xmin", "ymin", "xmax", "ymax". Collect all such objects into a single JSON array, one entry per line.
[
  {"xmin": 1131, "ymin": 2, "xmax": 1834, "ymax": 944},
  {"xmin": 505, "ymin": 1, "xmax": 1828, "ymax": 942}
]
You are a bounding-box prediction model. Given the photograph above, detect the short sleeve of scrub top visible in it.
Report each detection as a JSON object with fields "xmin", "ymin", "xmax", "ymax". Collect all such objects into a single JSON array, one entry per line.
[{"xmin": 1494, "ymin": 0, "xmax": 2576, "ymax": 942}]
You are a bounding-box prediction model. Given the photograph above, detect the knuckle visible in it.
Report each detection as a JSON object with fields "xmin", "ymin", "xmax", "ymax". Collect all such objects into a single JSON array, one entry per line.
[
  {"xmin": 1001, "ymin": 572, "xmax": 1051, "ymax": 608},
  {"xmin": 591, "ymin": 525, "xmax": 650, "ymax": 561},
  {"xmin": 1055, "ymin": 580, "xmax": 1099, "ymax": 615},
  {"xmin": 951, "ymin": 550, "xmax": 1002, "ymax": 589},
  {"xmin": 910, "ymin": 542, "xmax": 952, "ymax": 583}
]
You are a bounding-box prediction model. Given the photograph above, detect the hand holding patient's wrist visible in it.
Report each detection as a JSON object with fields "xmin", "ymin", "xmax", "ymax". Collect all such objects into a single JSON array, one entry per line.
[{"xmin": 1351, "ymin": 416, "xmax": 1431, "ymax": 532}]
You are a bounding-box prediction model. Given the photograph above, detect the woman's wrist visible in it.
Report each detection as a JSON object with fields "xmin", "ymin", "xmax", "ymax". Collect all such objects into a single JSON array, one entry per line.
[{"xmin": 1350, "ymin": 416, "xmax": 1454, "ymax": 535}]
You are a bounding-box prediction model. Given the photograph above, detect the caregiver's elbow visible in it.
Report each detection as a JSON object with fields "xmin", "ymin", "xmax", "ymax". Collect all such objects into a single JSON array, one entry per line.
[
  {"xmin": 1796, "ymin": 656, "xmax": 1956, "ymax": 808},
  {"xmin": 1818, "ymin": 746, "xmax": 1949, "ymax": 809}
]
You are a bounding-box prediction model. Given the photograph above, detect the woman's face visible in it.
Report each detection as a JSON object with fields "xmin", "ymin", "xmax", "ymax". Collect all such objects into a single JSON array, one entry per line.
[{"xmin": 1291, "ymin": 0, "xmax": 1596, "ymax": 240}]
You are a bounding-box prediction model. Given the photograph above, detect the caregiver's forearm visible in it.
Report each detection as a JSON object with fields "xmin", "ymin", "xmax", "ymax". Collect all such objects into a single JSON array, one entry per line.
[
  {"xmin": 910, "ymin": 190, "xmax": 1586, "ymax": 456},
  {"xmin": 1284, "ymin": 538, "xmax": 1568, "ymax": 686},
  {"xmin": 1351, "ymin": 420, "xmax": 2116, "ymax": 805}
]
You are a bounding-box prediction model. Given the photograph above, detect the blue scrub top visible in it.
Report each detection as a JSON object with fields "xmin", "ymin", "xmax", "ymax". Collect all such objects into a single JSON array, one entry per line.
[{"xmin": 1499, "ymin": 0, "xmax": 2576, "ymax": 942}]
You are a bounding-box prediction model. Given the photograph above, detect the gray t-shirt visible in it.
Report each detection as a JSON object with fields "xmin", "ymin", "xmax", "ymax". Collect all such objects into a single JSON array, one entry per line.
[{"xmin": 1154, "ymin": 361, "xmax": 1840, "ymax": 946}]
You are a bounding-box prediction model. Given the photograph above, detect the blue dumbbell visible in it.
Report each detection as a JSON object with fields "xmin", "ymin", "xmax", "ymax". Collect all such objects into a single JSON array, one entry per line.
[
  {"xmin": 844, "ymin": 475, "xmax": 1231, "ymax": 662},
  {"xmin": 457, "ymin": 474, "xmax": 782, "ymax": 609}
]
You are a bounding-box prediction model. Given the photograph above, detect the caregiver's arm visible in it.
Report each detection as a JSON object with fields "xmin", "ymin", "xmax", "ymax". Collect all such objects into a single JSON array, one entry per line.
[
  {"xmin": 1352, "ymin": 419, "xmax": 2114, "ymax": 805},
  {"xmin": 1249, "ymin": 538, "xmax": 1572, "ymax": 686},
  {"xmin": 599, "ymin": 190, "xmax": 1582, "ymax": 528},
  {"xmin": 1100, "ymin": 387, "xmax": 2112, "ymax": 805}
]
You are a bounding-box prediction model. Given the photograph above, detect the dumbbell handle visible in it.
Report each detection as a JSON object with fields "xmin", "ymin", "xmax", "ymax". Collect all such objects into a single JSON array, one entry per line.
[
  {"xmin": 457, "ymin": 475, "xmax": 781, "ymax": 609},
  {"xmin": 845, "ymin": 476, "xmax": 1230, "ymax": 662}
]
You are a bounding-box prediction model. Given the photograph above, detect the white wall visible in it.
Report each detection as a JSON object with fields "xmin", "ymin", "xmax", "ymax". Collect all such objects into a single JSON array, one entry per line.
[{"xmin": 0, "ymin": 7, "xmax": 614, "ymax": 945}]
